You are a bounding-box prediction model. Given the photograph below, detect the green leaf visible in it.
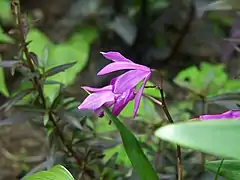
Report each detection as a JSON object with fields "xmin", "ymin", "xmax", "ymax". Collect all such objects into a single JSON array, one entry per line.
[
  {"xmin": 206, "ymin": 93, "xmax": 240, "ymax": 110},
  {"xmin": 43, "ymin": 113, "xmax": 49, "ymax": 126},
  {"xmin": 142, "ymin": 81, "xmax": 159, "ymax": 98},
  {"xmin": 120, "ymin": 96, "xmax": 157, "ymax": 120},
  {"xmin": 27, "ymin": 29, "xmax": 53, "ymax": 60},
  {"xmin": 0, "ymin": 56, "xmax": 9, "ymax": 97},
  {"xmin": 0, "ymin": 111, "xmax": 40, "ymax": 126},
  {"xmin": 44, "ymin": 43, "xmax": 88, "ymax": 102},
  {"xmin": 0, "ymin": 0, "xmax": 12, "ymax": 22},
  {"xmin": 174, "ymin": 63, "xmax": 228, "ymax": 96},
  {"xmin": 1, "ymin": 88, "xmax": 33, "ymax": 110},
  {"xmin": 44, "ymin": 61, "xmax": 77, "ymax": 78},
  {"xmin": 155, "ymin": 120, "xmax": 240, "ymax": 159},
  {"xmin": 104, "ymin": 144, "xmax": 132, "ymax": 167},
  {"xmin": 41, "ymin": 45, "xmax": 50, "ymax": 67},
  {"xmin": 23, "ymin": 165, "xmax": 74, "ymax": 180},
  {"xmin": 205, "ymin": 160, "xmax": 240, "ymax": 180},
  {"xmin": 104, "ymin": 107, "xmax": 158, "ymax": 180}
]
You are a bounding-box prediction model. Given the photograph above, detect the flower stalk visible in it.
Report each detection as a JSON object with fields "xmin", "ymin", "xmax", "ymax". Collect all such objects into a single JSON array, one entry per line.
[{"xmin": 158, "ymin": 83, "xmax": 183, "ymax": 180}]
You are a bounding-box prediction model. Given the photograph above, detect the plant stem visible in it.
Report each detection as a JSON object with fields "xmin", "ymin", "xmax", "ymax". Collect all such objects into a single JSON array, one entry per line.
[
  {"xmin": 158, "ymin": 87, "xmax": 183, "ymax": 180},
  {"xmin": 49, "ymin": 113, "xmax": 82, "ymax": 165},
  {"xmin": 214, "ymin": 159, "xmax": 224, "ymax": 180},
  {"xmin": 11, "ymin": 0, "xmax": 82, "ymax": 166}
]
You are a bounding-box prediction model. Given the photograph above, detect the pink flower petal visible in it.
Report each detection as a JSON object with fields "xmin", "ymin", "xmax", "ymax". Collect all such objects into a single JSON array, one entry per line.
[
  {"xmin": 133, "ymin": 73, "xmax": 151, "ymax": 118},
  {"xmin": 100, "ymin": 51, "xmax": 132, "ymax": 62},
  {"xmin": 200, "ymin": 110, "xmax": 240, "ymax": 120},
  {"xmin": 110, "ymin": 77, "xmax": 118, "ymax": 85},
  {"xmin": 97, "ymin": 62, "xmax": 150, "ymax": 75},
  {"xmin": 95, "ymin": 108, "xmax": 104, "ymax": 117},
  {"xmin": 112, "ymin": 89, "xmax": 135, "ymax": 115},
  {"xmin": 114, "ymin": 70, "xmax": 149, "ymax": 94},
  {"xmin": 78, "ymin": 91, "xmax": 115, "ymax": 110},
  {"xmin": 81, "ymin": 85, "xmax": 113, "ymax": 92}
]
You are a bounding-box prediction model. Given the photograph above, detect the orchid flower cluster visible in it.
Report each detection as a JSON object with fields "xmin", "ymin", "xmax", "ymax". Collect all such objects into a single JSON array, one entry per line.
[{"xmin": 78, "ymin": 52, "xmax": 152, "ymax": 117}]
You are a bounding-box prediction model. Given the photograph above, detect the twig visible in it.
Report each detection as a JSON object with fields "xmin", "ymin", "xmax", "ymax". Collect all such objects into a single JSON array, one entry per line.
[
  {"xmin": 49, "ymin": 113, "xmax": 82, "ymax": 165},
  {"xmin": 142, "ymin": 93, "xmax": 162, "ymax": 106},
  {"xmin": 158, "ymin": 80, "xmax": 183, "ymax": 180},
  {"xmin": 11, "ymin": 0, "xmax": 82, "ymax": 167}
]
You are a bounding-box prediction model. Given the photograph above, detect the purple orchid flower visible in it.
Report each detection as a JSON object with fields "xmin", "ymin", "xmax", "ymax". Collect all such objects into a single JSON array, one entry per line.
[
  {"xmin": 200, "ymin": 110, "xmax": 240, "ymax": 120},
  {"xmin": 98, "ymin": 51, "xmax": 152, "ymax": 117},
  {"xmin": 78, "ymin": 82, "xmax": 135, "ymax": 117}
]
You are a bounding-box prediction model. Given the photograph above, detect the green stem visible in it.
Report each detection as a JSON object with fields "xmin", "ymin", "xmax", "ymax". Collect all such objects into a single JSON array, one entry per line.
[
  {"xmin": 214, "ymin": 159, "xmax": 224, "ymax": 180},
  {"xmin": 158, "ymin": 87, "xmax": 183, "ymax": 180}
]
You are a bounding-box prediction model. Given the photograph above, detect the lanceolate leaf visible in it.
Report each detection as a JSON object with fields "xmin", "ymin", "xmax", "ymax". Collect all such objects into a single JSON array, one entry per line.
[
  {"xmin": 206, "ymin": 93, "xmax": 240, "ymax": 110},
  {"xmin": 0, "ymin": 60, "xmax": 21, "ymax": 68},
  {"xmin": 155, "ymin": 120, "xmax": 240, "ymax": 159},
  {"xmin": 0, "ymin": 111, "xmax": 40, "ymax": 126},
  {"xmin": 0, "ymin": 88, "xmax": 34, "ymax": 111},
  {"xmin": 28, "ymin": 52, "xmax": 39, "ymax": 66},
  {"xmin": 23, "ymin": 157, "xmax": 55, "ymax": 177},
  {"xmin": 44, "ymin": 62, "xmax": 77, "ymax": 78},
  {"xmin": 104, "ymin": 107, "xmax": 158, "ymax": 180},
  {"xmin": 23, "ymin": 165, "xmax": 74, "ymax": 180},
  {"xmin": 205, "ymin": 160, "xmax": 240, "ymax": 180}
]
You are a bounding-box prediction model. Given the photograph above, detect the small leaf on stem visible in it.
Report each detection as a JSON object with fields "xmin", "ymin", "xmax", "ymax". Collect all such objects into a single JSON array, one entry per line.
[{"xmin": 43, "ymin": 61, "xmax": 77, "ymax": 78}]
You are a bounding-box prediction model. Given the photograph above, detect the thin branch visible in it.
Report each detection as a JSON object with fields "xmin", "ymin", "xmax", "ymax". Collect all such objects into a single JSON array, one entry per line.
[
  {"xmin": 50, "ymin": 113, "xmax": 82, "ymax": 165},
  {"xmin": 142, "ymin": 93, "xmax": 162, "ymax": 106},
  {"xmin": 158, "ymin": 83, "xmax": 183, "ymax": 180}
]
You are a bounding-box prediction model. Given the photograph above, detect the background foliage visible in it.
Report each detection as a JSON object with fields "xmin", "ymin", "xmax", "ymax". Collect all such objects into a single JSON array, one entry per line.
[{"xmin": 0, "ymin": 0, "xmax": 239, "ymax": 179}]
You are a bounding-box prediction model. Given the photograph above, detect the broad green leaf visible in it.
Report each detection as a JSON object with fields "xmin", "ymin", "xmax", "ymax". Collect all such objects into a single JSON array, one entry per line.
[
  {"xmin": 104, "ymin": 144, "xmax": 132, "ymax": 167},
  {"xmin": 104, "ymin": 107, "xmax": 158, "ymax": 180},
  {"xmin": 205, "ymin": 160, "xmax": 240, "ymax": 180},
  {"xmin": 0, "ymin": 0, "xmax": 12, "ymax": 22},
  {"xmin": 23, "ymin": 165, "xmax": 74, "ymax": 180},
  {"xmin": 27, "ymin": 29, "xmax": 53, "ymax": 61},
  {"xmin": 0, "ymin": 56, "xmax": 9, "ymax": 97},
  {"xmin": 120, "ymin": 96, "xmax": 158, "ymax": 120},
  {"xmin": 174, "ymin": 63, "xmax": 228, "ymax": 96},
  {"xmin": 221, "ymin": 80, "xmax": 240, "ymax": 94},
  {"xmin": 44, "ymin": 43, "xmax": 88, "ymax": 102},
  {"xmin": 155, "ymin": 120, "xmax": 240, "ymax": 159},
  {"xmin": 142, "ymin": 81, "xmax": 159, "ymax": 98}
]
